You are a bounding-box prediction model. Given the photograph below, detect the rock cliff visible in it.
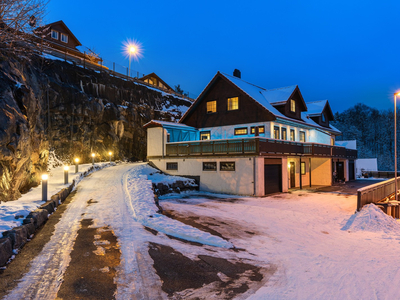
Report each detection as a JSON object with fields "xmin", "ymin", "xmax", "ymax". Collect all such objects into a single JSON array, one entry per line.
[{"xmin": 0, "ymin": 53, "xmax": 191, "ymax": 201}]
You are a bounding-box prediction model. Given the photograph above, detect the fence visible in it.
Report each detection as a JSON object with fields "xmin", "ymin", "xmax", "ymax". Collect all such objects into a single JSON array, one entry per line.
[{"xmin": 357, "ymin": 177, "xmax": 400, "ymax": 211}]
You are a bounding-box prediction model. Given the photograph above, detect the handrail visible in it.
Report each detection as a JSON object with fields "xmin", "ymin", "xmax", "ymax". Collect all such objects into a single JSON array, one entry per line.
[{"xmin": 357, "ymin": 177, "xmax": 400, "ymax": 211}]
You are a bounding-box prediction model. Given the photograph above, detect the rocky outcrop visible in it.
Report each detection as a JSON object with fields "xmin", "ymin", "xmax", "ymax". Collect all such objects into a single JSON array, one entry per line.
[{"xmin": 0, "ymin": 53, "xmax": 191, "ymax": 201}]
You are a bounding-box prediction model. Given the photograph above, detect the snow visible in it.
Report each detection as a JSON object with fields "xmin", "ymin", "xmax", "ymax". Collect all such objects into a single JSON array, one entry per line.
[
  {"xmin": 336, "ymin": 139, "xmax": 357, "ymax": 150},
  {"xmin": 305, "ymin": 100, "xmax": 327, "ymax": 115}
]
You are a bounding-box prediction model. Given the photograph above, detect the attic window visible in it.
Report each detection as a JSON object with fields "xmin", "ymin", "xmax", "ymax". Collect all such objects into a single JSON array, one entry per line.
[
  {"xmin": 290, "ymin": 99, "xmax": 296, "ymax": 112},
  {"xmin": 207, "ymin": 101, "xmax": 217, "ymax": 113},
  {"xmin": 51, "ymin": 30, "xmax": 58, "ymax": 40},
  {"xmin": 61, "ymin": 33, "xmax": 68, "ymax": 43},
  {"xmin": 322, "ymin": 113, "xmax": 326, "ymax": 122},
  {"xmin": 227, "ymin": 97, "xmax": 239, "ymax": 111}
]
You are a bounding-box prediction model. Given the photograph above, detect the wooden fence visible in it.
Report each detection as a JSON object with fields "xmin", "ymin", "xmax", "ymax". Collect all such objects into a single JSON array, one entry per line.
[{"xmin": 357, "ymin": 177, "xmax": 400, "ymax": 211}]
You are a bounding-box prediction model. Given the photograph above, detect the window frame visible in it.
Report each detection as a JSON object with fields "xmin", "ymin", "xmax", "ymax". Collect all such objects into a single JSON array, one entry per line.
[
  {"xmin": 60, "ymin": 33, "xmax": 68, "ymax": 43},
  {"xmin": 203, "ymin": 162, "xmax": 217, "ymax": 171},
  {"xmin": 220, "ymin": 162, "xmax": 235, "ymax": 171},
  {"xmin": 321, "ymin": 113, "xmax": 326, "ymax": 122},
  {"xmin": 290, "ymin": 99, "xmax": 296, "ymax": 112},
  {"xmin": 290, "ymin": 129, "xmax": 295, "ymax": 141},
  {"xmin": 274, "ymin": 126, "xmax": 280, "ymax": 139},
  {"xmin": 166, "ymin": 162, "xmax": 178, "ymax": 170},
  {"xmin": 227, "ymin": 96, "xmax": 239, "ymax": 111},
  {"xmin": 301, "ymin": 162, "xmax": 306, "ymax": 175},
  {"xmin": 200, "ymin": 131, "xmax": 211, "ymax": 140},
  {"xmin": 234, "ymin": 127, "xmax": 248, "ymax": 135},
  {"xmin": 251, "ymin": 126, "xmax": 265, "ymax": 135},
  {"xmin": 300, "ymin": 131, "xmax": 306, "ymax": 142},
  {"xmin": 281, "ymin": 127, "xmax": 287, "ymax": 140},
  {"xmin": 206, "ymin": 100, "xmax": 217, "ymax": 114},
  {"xmin": 51, "ymin": 30, "xmax": 58, "ymax": 40}
]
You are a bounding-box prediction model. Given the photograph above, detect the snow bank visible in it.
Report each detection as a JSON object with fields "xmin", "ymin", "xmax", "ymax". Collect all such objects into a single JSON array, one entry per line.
[
  {"xmin": 342, "ymin": 204, "xmax": 400, "ymax": 234},
  {"xmin": 124, "ymin": 163, "xmax": 233, "ymax": 248}
]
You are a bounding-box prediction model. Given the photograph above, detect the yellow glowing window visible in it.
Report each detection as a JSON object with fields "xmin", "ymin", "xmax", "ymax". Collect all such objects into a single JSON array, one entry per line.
[
  {"xmin": 291, "ymin": 99, "xmax": 296, "ymax": 112},
  {"xmin": 282, "ymin": 128, "xmax": 287, "ymax": 140},
  {"xmin": 227, "ymin": 97, "xmax": 239, "ymax": 111},
  {"xmin": 301, "ymin": 162, "xmax": 306, "ymax": 175},
  {"xmin": 300, "ymin": 131, "xmax": 305, "ymax": 142},
  {"xmin": 234, "ymin": 128, "xmax": 248, "ymax": 135},
  {"xmin": 259, "ymin": 126, "xmax": 265, "ymax": 133},
  {"xmin": 207, "ymin": 101, "xmax": 217, "ymax": 113}
]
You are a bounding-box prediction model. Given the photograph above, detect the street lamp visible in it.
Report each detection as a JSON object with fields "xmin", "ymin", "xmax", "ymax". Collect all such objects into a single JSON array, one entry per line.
[
  {"xmin": 74, "ymin": 158, "xmax": 79, "ymax": 173},
  {"xmin": 42, "ymin": 174, "xmax": 48, "ymax": 202},
  {"xmin": 64, "ymin": 166, "xmax": 69, "ymax": 184},
  {"xmin": 395, "ymin": 92, "xmax": 400, "ymax": 202},
  {"xmin": 128, "ymin": 46, "xmax": 136, "ymax": 77},
  {"xmin": 123, "ymin": 40, "xmax": 142, "ymax": 78},
  {"xmin": 109, "ymin": 151, "xmax": 112, "ymax": 163},
  {"xmin": 91, "ymin": 153, "xmax": 95, "ymax": 165}
]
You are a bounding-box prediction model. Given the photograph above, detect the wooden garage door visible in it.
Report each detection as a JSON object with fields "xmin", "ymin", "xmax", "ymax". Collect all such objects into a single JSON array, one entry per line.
[{"xmin": 264, "ymin": 164, "xmax": 282, "ymax": 195}]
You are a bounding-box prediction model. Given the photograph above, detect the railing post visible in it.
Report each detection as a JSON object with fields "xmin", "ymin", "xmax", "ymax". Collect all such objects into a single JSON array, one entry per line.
[{"xmin": 242, "ymin": 139, "xmax": 244, "ymax": 154}]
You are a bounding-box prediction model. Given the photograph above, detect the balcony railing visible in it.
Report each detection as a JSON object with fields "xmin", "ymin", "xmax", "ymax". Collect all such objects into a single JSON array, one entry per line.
[{"xmin": 165, "ymin": 137, "xmax": 357, "ymax": 159}]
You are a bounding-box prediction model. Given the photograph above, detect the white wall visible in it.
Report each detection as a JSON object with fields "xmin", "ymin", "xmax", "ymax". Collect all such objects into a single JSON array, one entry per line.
[
  {"xmin": 147, "ymin": 127, "xmax": 166, "ymax": 157},
  {"xmin": 355, "ymin": 158, "xmax": 378, "ymax": 176},
  {"xmin": 200, "ymin": 122, "xmax": 272, "ymax": 140},
  {"xmin": 310, "ymin": 157, "xmax": 332, "ymax": 186}
]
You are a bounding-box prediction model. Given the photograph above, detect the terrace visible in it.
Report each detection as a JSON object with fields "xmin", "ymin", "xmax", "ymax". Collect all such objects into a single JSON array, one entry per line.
[{"xmin": 165, "ymin": 137, "xmax": 357, "ymax": 159}]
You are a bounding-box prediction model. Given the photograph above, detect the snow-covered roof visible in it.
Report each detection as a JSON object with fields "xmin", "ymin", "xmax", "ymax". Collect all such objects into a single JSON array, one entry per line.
[
  {"xmin": 306, "ymin": 100, "xmax": 328, "ymax": 116},
  {"xmin": 300, "ymin": 112, "xmax": 341, "ymax": 135},
  {"xmin": 262, "ymin": 85, "xmax": 298, "ymax": 104},
  {"xmin": 143, "ymin": 120, "xmax": 197, "ymax": 130},
  {"xmin": 335, "ymin": 140, "xmax": 357, "ymax": 150}
]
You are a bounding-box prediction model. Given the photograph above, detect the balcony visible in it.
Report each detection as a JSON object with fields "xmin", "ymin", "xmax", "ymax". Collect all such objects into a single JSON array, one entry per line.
[{"xmin": 165, "ymin": 137, "xmax": 357, "ymax": 159}]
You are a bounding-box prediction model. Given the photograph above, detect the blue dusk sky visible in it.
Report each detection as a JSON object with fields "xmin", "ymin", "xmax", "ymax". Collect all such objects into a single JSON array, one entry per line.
[{"xmin": 46, "ymin": 0, "xmax": 400, "ymax": 113}]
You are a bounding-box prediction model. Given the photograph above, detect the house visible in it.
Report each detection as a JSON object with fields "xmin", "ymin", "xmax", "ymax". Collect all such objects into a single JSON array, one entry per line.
[
  {"xmin": 144, "ymin": 70, "xmax": 357, "ymax": 196},
  {"xmin": 139, "ymin": 73, "xmax": 173, "ymax": 91},
  {"xmin": 34, "ymin": 20, "xmax": 101, "ymax": 64}
]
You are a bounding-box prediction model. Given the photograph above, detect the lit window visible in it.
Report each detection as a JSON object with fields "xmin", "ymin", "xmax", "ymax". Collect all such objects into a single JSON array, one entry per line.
[
  {"xmin": 200, "ymin": 131, "xmax": 211, "ymax": 140},
  {"xmin": 291, "ymin": 99, "xmax": 296, "ymax": 112},
  {"xmin": 300, "ymin": 131, "xmax": 305, "ymax": 142},
  {"xmin": 166, "ymin": 162, "xmax": 178, "ymax": 170},
  {"xmin": 290, "ymin": 129, "xmax": 295, "ymax": 141},
  {"xmin": 60, "ymin": 33, "xmax": 68, "ymax": 43},
  {"xmin": 220, "ymin": 162, "xmax": 235, "ymax": 171},
  {"xmin": 282, "ymin": 128, "xmax": 287, "ymax": 140},
  {"xmin": 301, "ymin": 162, "xmax": 306, "ymax": 175},
  {"xmin": 274, "ymin": 126, "xmax": 280, "ymax": 139},
  {"xmin": 51, "ymin": 30, "xmax": 58, "ymax": 40},
  {"xmin": 203, "ymin": 162, "xmax": 217, "ymax": 171},
  {"xmin": 207, "ymin": 101, "xmax": 217, "ymax": 113},
  {"xmin": 251, "ymin": 126, "xmax": 265, "ymax": 134},
  {"xmin": 227, "ymin": 97, "xmax": 239, "ymax": 111},
  {"xmin": 331, "ymin": 137, "xmax": 335, "ymax": 146},
  {"xmin": 234, "ymin": 128, "xmax": 248, "ymax": 135}
]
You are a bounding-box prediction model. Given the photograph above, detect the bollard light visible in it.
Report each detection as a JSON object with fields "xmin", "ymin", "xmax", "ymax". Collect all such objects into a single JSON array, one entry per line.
[
  {"xmin": 91, "ymin": 153, "xmax": 95, "ymax": 165},
  {"xmin": 109, "ymin": 151, "xmax": 112, "ymax": 163},
  {"xmin": 42, "ymin": 174, "xmax": 48, "ymax": 202},
  {"xmin": 64, "ymin": 165, "xmax": 69, "ymax": 184},
  {"xmin": 74, "ymin": 157, "xmax": 79, "ymax": 173}
]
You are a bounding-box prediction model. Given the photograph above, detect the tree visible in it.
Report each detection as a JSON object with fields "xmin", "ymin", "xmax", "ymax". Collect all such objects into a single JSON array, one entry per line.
[
  {"xmin": 0, "ymin": 0, "xmax": 48, "ymax": 53},
  {"xmin": 174, "ymin": 84, "xmax": 189, "ymax": 97}
]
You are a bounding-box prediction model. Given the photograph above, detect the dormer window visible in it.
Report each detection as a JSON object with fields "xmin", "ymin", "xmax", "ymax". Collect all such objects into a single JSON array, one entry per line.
[
  {"xmin": 227, "ymin": 97, "xmax": 239, "ymax": 111},
  {"xmin": 321, "ymin": 113, "xmax": 326, "ymax": 122},
  {"xmin": 60, "ymin": 33, "xmax": 68, "ymax": 43},
  {"xmin": 51, "ymin": 30, "xmax": 58, "ymax": 40},
  {"xmin": 207, "ymin": 101, "xmax": 216, "ymax": 113},
  {"xmin": 290, "ymin": 99, "xmax": 296, "ymax": 112}
]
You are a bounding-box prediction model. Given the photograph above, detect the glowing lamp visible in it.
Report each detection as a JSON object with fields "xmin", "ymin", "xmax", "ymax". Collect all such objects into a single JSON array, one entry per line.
[
  {"xmin": 42, "ymin": 174, "xmax": 48, "ymax": 180},
  {"xmin": 64, "ymin": 166, "xmax": 69, "ymax": 171}
]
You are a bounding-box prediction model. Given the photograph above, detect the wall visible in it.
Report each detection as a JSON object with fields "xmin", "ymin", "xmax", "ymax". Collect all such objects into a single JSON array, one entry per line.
[
  {"xmin": 147, "ymin": 127, "xmax": 166, "ymax": 157},
  {"xmin": 200, "ymin": 122, "xmax": 271, "ymax": 140},
  {"xmin": 310, "ymin": 157, "xmax": 332, "ymax": 186}
]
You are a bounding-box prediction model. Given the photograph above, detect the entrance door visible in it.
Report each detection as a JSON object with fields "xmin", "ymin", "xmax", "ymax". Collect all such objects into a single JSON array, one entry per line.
[
  {"xmin": 264, "ymin": 164, "xmax": 282, "ymax": 194},
  {"xmin": 349, "ymin": 160, "xmax": 355, "ymax": 180},
  {"xmin": 336, "ymin": 162, "xmax": 344, "ymax": 181},
  {"xmin": 290, "ymin": 162, "xmax": 295, "ymax": 188}
]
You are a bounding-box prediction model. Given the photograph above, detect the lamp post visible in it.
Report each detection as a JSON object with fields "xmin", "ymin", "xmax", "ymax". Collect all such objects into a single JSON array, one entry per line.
[
  {"xmin": 395, "ymin": 92, "xmax": 400, "ymax": 202},
  {"xmin": 64, "ymin": 166, "xmax": 69, "ymax": 184},
  {"xmin": 109, "ymin": 151, "xmax": 112, "ymax": 163},
  {"xmin": 42, "ymin": 174, "xmax": 48, "ymax": 202},
  {"xmin": 74, "ymin": 158, "xmax": 79, "ymax": 173},
  {"xmin": 91, "ymin": 153, "xmax": 95, "ymax": 165},
  {"xmin": 128, "ymin": 46, "xmax": 136, "ymax": 77}
]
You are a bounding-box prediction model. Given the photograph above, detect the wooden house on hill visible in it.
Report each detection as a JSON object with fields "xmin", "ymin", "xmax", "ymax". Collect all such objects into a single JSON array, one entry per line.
[{"xmin": 139, "ymin": 73, "xmax": 173, "ymax": 91}]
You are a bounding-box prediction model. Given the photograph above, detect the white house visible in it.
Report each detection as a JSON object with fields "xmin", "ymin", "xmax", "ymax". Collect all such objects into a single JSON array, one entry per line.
[{"xmin": 144, "ymin": 71, "xmax": 357, "ymax": 196}]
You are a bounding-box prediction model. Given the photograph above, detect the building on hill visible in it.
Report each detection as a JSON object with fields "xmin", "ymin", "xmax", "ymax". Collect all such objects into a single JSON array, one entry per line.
[
  {"xmin": 144, "ymin": 70, "xmax": 357, "ymax": 196},
  {"xmin": 139, "ymin": 73, "xmax": 173, "ymax": 91}
]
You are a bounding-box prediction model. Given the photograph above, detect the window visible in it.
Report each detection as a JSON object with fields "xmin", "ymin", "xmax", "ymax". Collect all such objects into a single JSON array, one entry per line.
[
  {"xmin": 290, "ymin": 129, "xmax": 295, "ymax": 141},
  {"xmin": 227, "ymin": 97, "xmax": 239, "ymax": 111},
  {"xmin": 234, "ymin": 127, "xmax": 248, "ymax": 135},
  {"xmin": 251, "ymin": 126, "xmax": 265, "ymax": 134},
  {"xmin": 331, "ymin": 137, "xmax": 335, "ymax": 146},
  {"xmin": 166, "ymin": 162, "xmax": 178, "ymax": 170},
  {"xmin": 282, "ymin": 128, "xmax": 287, "ymax": 140},
  {"xmin": 207, "ymin": 101, "xmax": 217, "ymax": 113},
  {"xmin": 290, "ymin": 99, "xmax": 296, "ymax": 112},
  {"xmin": 51, "ymin": 30, "xmax": 58, "ymax": 40},
  {"xmin": 301, "ymin": 162, "xmax": 306, "ymax": 175},
  {"xmin": 203, "ymin": 162, "xmax": 217, "ymax": 171},
  {"xmin": 274, "ymin": 126, "xmax": 280, "ymax": 139},
  {"xmin": 200, "ymin": 131, "xmax": 211, "ymax": 140},
  {"xmin": 321, "ymin": 113, "xmax": 326, "ymax": 122},
  {"xmin": 60, "ymin": 33, "xmax": 68, "ymax": 43},
  {"xmin": 167, "ymin": 133, "xmax": 171, "ymax": 143},
  {"xmin": 300, "ymin": 131, "xmax": 306, "ymax": 142},
  {"xmin": 220, "ymin": 162, "xmax": 235, "ymax": 171}
]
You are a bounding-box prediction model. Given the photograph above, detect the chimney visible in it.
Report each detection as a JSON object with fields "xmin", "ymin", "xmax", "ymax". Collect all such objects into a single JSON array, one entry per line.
[{"xmin": 233, "ymin": 69, "xmax": 241, "ymax": 79}]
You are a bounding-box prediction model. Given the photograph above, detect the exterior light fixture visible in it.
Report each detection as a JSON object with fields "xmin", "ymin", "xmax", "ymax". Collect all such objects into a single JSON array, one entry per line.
[
  {"xmin": 123, "ymin": 39, "xmax": 143, "ymax": 78},
  {"xmin": 64, "ymin": 165, "xmax": 69, "ymax": 184},
  {"xmin": 74, "ymin": 157, "xmax": 79, "ymax": 173},
  {"xmin": 109, "ymin": 151, "xmax": 112, "ymax": 163},
  {"xmin": 91, "ymin": 153, "xmax": 95, "ymax": 165},
  {"xmin": 42, "ymin": 174, "xmax": 48, "ymax": 202}
]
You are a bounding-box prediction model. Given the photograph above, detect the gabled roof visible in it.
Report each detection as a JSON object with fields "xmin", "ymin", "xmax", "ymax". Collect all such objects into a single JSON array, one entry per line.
[
  {"xmin": 139, "ymin": 72, "xmax": 173, "ymax": 90},
  {"xmin": 305, "ymin": 100, "xmax": 334, "ymax": 120},
  {"xmin": 35, "ymin": 20, "xmax": 82, "ymax": 46},
  {"xmin": 143, "ymin": 120, "xmax": 197, "ymax": 130}
]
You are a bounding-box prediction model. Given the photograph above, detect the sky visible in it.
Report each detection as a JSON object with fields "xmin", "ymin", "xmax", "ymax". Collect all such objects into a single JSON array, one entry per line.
[{"xmin": 46, "ymin": 0, "xmax": 400, "ymax": 113}]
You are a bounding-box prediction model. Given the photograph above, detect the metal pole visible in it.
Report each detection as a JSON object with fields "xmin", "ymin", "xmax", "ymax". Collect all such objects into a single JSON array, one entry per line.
[
  {"xmin": 128, "ymin": 54, "xmax": 131, "ymax": 77},
  {"xmin": 92, "ymin": 156, "xmax": 94, "ymax": 165},
  {"xmin": 42, "ymin": 178, "xmax": 48, "ymax": 202},
  {"xmin": 64, "ymin": 168, "xmax": 68, "ymax": 184},
  {"xmin": 395, "ymin": 93, "xmax": 398, "ymax": 202},
  {"xmin": 75, "ymin": 162, "xmax": 79, "ymax": 173}
]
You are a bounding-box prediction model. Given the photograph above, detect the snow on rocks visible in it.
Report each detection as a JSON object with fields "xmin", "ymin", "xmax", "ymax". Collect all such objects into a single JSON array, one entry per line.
[
  {"xmin": 123, "ymin": 163, "xmax": 233, "ymax": 248},
  {"xmin": 342, "ymin": 204, "xmax": 400, "ymax": 234}
]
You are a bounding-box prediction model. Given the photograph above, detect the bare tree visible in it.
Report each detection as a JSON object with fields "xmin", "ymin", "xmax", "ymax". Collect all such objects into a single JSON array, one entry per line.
[{"xmin": 0, "ymin": 0, "xmax": 48, "ymax": 53}]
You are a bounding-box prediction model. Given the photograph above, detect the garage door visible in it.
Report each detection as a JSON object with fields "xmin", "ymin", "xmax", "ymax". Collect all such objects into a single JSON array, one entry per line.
[{"xmin": 264, "ymin": 164, "xmax": 282, "ymax": 195}]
